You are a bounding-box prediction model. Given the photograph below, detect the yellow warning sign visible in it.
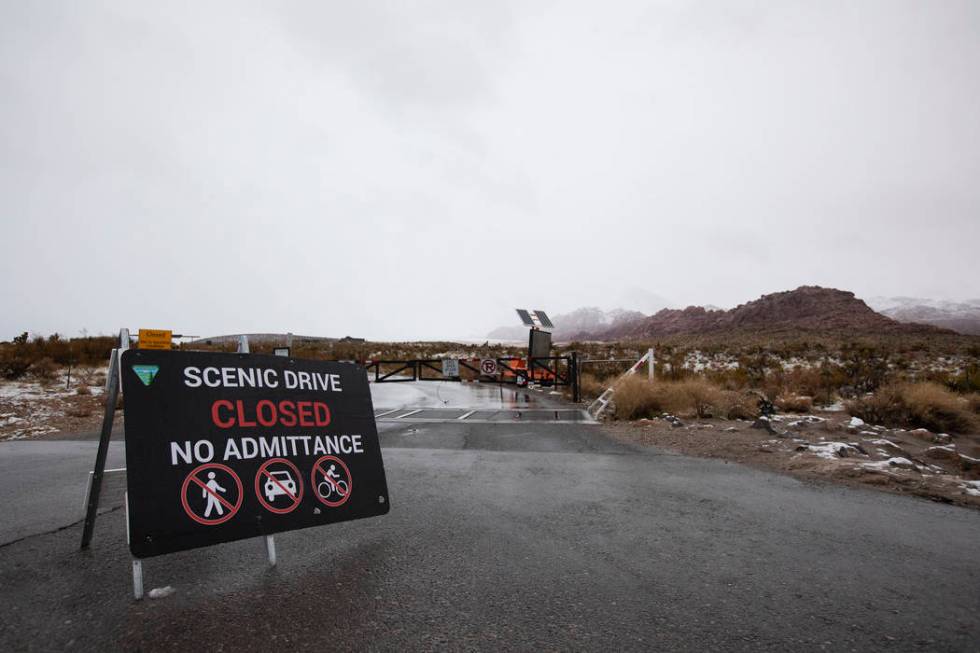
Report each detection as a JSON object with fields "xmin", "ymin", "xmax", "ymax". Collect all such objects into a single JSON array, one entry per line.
[{"xmin": 138, "ymin": 329, "xmax": 172, "ymax": 350}]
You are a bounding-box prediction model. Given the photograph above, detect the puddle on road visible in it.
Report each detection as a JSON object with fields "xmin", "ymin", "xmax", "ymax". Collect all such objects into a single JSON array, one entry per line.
[
  {"xmin": 369, "ymin": 381, "xmax": 593, "ymax": 424},
  {"xmin": 370, "ymin": 381, "xmax": 542, "ymax": 411}
]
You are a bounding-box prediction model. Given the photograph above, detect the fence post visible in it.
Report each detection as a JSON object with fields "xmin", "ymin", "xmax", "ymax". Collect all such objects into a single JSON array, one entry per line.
[
  {"xmin": 572, "ymin": 352, "xmax": 580, "ymax": 403},
  {"xmin": 648, "ymin": 348, "xmax": 655, "ymax": 381}
]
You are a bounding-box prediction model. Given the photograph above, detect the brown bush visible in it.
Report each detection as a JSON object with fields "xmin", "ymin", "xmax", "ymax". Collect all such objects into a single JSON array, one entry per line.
[
  {"xmin": 715, "ymin": 391, "xmax": 760, "ymax": 420},
  {"xmin": 965, "ymin": 393, "xmax": 980, "ymax": 415},
  {"xmin": 903, "ymin": 383, "xmax": 974, "ymax": 433},
  {"xmin": 67, "ymin": 406, "xmax": 94, "ymax": 418},
  {"xmin": 672, "ymin": 378, "xmax": 723, "ymax": 418},
  {"xmin": 30, "ymin": 357, "xmax": 58, "ymax": 381},
  {"xmin": 847, "ymin": 382, "xmax": 975, "ymax": 433},
  {"xmin": 76, "ymin": 384, "xmax": 92, "ymax": 396},
  {"xmin": 776, "ymin": 395, "xmax": 813, "ymax": 413},
  {"xmin": 612, "ymin": 376, "xmax": 667, "ymax": 420},
  {"xmin": 613, "ymin": 376, "xmax": 731, "ymax": 420},
  {"xmin": 578, "ymin": 373, "xmax": 607, "ymax": 401}
]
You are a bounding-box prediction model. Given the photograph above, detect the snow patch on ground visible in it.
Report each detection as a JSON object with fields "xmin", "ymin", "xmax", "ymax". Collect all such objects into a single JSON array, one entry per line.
[
  {"xmin": 148, "ymin": 586, "xmax": 176, "ymax": 599},
  {"xmin": 805, "ymin": 442, "xmax": 863, "ymax": 460},
  {"xmin": 862, "ymin": 457, "xmax": 916, "ymax": 471},
  {"xmin": 870, "ymin": 439, "xmax": 902, "ymax": 449}
]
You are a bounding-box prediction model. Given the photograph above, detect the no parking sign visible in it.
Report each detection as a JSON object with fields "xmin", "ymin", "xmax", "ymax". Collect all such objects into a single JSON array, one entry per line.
[{"xmin": 121, "ymin": 350, "xmax": 390, "ymax": 558}]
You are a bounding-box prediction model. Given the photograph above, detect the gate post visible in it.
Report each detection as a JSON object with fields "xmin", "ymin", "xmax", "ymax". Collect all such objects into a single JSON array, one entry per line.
[{"xmin": 648, "ymin": 348, "xmax": 655, "ymax": 381}]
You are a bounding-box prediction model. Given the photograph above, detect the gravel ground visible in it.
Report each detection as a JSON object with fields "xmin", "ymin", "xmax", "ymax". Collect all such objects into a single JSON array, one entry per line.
[{"xmin": 605, "ymin": 410, "xmax": 980, "ymax": 509}]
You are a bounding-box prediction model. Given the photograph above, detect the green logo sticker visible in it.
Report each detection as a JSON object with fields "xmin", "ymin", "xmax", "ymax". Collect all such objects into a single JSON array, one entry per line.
[{"xmin": 132, "ymin": 364, "xmax": 160, "ymax": 386}]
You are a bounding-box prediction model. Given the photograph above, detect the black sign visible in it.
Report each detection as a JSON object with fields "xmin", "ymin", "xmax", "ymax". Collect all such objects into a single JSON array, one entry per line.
[{"xmin": 121, "ymin": 350, "xmax": 390, "ymax": 558}]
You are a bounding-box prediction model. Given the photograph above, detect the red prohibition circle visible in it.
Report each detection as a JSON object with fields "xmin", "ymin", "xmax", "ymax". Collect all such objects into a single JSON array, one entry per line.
[
  {"xmin": 311, "ymin": 455, "xmax": 352, "ymax": 508},
  {"xmin": 254, "ymin": 457, "xmax": 304, "ymax": 514},
  {"xmin": 180, "ymin": 463, "xmax": 244, "ymax": 526}
]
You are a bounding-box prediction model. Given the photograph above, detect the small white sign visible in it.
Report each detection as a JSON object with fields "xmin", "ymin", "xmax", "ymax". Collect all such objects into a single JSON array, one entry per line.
[
  {"xmin": 480, "ymin": 359, "xmax": 498, "ymax": 376},
  {"xmin": 441, "ymin": 359, "xmax": 460, "ymax": 378}
]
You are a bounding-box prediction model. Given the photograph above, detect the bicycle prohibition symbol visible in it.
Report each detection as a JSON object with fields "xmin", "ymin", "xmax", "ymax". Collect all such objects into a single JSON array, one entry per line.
[{"xmin": 311, "ymin": 455, "xmax": 352, "ymax": 507}]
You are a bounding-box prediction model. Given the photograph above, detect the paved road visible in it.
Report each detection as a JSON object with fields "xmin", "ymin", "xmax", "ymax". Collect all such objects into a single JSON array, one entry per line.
[{"xmin": 1, "ymin": 381, "xmax": 979, "ymax": 651}]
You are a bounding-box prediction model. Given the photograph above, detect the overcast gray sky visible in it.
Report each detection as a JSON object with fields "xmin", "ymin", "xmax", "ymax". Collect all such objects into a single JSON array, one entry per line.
[{"xmin": 2, "ymin": 1, "xmax": 978, "ymax": 341}]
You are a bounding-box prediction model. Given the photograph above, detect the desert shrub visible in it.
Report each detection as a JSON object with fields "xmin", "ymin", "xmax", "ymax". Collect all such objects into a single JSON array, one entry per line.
[
  {"xmin": 30, "ymin": 357, "xmax": 59, "ymax": 381},
  {"xmin": 67, "ymin": 406, "xmax": 93, "ymax": 418},
  {"xmin": 847, "ymin": 383, "xmax": 975, "ymax": 433},
  {"xmin": 840, "ymin": 344, "xmax": 890, "ymax": 392},
  {"xmin": 578, "ymin": 373, "xmax": 606, "ymax": 401},
  {"xmin": 612, "ymin": 376, "xmax": 667, "ymax": 420},
  {"xmin": 967, "ymin": 393, "xmax": 980, "ymax": 415},
  {"xmin": 704, "ymin": 366, "xmax": 750, "ymax": 391},
  {"xmin": 715, "ymin": 390, "xmax": 760, "ymax": 420},
  {"xmin": 614, "ymin": 376, "xmax": 751, "ymax": 420},
  {"xmin": 947, "ymin": 365, "xmax": 980, "ymax": 394},
  {"xmin": 902, "ymin": 383, "xmax": 975, "ymax": 433},
  {"xmin": 672, "ymin": 377, "xmax": 723, "ymax": 418},
  {"xmin": 776, "ymin": 395, "xmax": 813, "ymax": 413},
  {"xmin": 0, "ymin": 333, "xmax": 115, "ymax": 375},
  {"xmin": 0, "ymin": 345, "xmax": 31, "ymax": 379},
  {"xmin": 76, "ymin": 384, "xmax": 92, "ymax": 396}
]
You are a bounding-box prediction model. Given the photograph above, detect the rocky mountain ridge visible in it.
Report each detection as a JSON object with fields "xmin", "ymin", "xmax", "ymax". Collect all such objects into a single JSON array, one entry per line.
[
  {"xmin": 487, "ymin": 287, "xmax": 963, "ymax": 341},
  {"xmin": 583, "ymin": 287, "xmax": 951, "ymax": 340}
]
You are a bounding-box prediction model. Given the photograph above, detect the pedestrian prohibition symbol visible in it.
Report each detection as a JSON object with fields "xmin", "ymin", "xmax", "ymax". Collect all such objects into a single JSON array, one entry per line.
[{"xmin": 180, "ymin": 463, "xmax": 244, "ymax": 526}]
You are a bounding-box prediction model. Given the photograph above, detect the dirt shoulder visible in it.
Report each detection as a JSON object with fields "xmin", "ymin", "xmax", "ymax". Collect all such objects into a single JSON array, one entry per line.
[
  {"xmin": 0, "ymin": 371, "xmax": 113, "ymax": 441},
  {"xmin": 603, "ymin": 410, "xmax": 980, "ymax": 509}
]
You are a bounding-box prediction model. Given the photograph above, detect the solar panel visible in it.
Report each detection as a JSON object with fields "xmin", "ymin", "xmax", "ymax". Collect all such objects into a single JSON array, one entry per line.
[{"xmin": 516, "ymin": 308, "xmax": 555, "ymax": 331}]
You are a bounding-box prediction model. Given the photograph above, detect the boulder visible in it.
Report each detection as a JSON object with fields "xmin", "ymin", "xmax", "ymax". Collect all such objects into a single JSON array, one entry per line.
[{"xmin": 924, "ymin": 445, "xmax": 958, "ymax": 461}]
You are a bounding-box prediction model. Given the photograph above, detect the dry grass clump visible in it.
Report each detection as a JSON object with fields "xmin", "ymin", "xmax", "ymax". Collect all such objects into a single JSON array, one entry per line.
[
  {"xmin": 76, "ymin": 384, "xmax": 92, "ymax": 396},
  {"xmin": 613, "ymin": 376, "xmax": 726, "ymax": 419},
  {"xmin": 671, "ymin": 377, "xmax": 722, "ymax": 418},
  {"xmin": 715, "ymin": 391, "xmax": 760, "ymax": 420},
  {"xmin": 776, "ymin": 395, "xmax": 813, "ymax": 413},
  {"xmin": 967, "ymin": 393, "xmax": 980, "ymax": 415},
  {"xmin": 578, "ymin": 373, "xmax": 607, "ymax": 401},
  {"xmin": 30, "ymin": 357, "xmax": 58, "ymax": 381},
  {"xmin": 613, "ymin": 375, "xmax": 667, "ymax": 420},
  {"xmin": 847, "ymin": 382, "xmax": 975, "ymax": 433}
]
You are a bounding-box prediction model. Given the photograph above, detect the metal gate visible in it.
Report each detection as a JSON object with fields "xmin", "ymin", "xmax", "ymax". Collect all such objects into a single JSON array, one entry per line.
[{"xmin": 364, "ymin": 355, "xmax": 580, "ymax": 401}]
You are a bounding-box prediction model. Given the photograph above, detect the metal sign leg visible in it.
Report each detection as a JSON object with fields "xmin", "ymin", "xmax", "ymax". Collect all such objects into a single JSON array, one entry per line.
[
  {"xmin": 132, "ymin": 559, "xmax": 144, "ymax": 600},
  {"xmin": 80, "ymin": 348, "xmax": 120, "ymax": 549},
  {"xmin": 239, "ymin": 335, "xmax": 280, "ymax": 569},
  {"xmin": 265, "ymin": 535, "xmax": 277, "ymax": 567}
]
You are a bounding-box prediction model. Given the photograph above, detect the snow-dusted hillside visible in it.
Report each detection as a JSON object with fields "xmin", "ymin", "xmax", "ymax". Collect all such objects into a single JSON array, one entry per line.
[
  {"xmin": 866, "ymin": 297, "xmax": 980, "ymax": 335},
  {"xmin": 487, "ymin": 307, "xmax": 645, "ymax": 341}
]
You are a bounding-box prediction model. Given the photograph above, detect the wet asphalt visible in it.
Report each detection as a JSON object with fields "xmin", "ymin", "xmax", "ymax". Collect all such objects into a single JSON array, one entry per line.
[{"xmin": 1, "ymin": 383, "xmax": 979, "ymax": 651}]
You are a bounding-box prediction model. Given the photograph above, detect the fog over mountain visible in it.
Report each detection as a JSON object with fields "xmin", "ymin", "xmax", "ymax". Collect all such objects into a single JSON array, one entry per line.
[
  {"xmin": 866, "ymin": 297, "xmax": 980, "ymax": 336},
  {"xmin": 488, "ymin": 307, "xmax": 645, "ymax": 341}
]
